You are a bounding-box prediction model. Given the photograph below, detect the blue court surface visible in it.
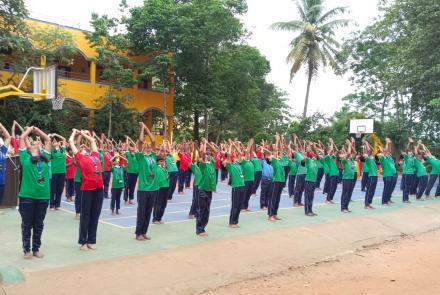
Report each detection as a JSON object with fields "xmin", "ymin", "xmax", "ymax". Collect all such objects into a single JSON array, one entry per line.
[{"xmin": 60, "ymin": 177, "xmax": 409, "ymax": 229}]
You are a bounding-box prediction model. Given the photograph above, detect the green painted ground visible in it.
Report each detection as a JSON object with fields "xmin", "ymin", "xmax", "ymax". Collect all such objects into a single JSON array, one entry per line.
[{"xmin": 1, "ymin": 195, "xmax": 439, "ymax": 284}]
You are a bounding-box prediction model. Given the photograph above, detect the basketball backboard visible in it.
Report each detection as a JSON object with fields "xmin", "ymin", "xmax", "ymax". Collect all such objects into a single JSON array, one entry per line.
[{"xmin": 349, "ymin": 119, "xmax": 374, "ymax": 134}]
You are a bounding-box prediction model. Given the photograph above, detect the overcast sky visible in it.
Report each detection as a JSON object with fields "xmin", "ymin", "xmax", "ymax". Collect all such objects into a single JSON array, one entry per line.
[{"xmin": 26, "ymin": 0, "xmax": 379, "ymax": 116}]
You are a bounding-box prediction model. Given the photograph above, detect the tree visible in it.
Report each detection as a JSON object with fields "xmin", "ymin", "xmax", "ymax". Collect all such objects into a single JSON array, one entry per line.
[
  {"xmin": 86, "ymin": 12, "xmax": 137, "ymax": 137},
  {"xmin": 340, "ymin": 0, "xmax": 440, "ymax": 151},
  {"xmin": 271, "ymin": 0, "xmax": 350, "ymax": 117}
]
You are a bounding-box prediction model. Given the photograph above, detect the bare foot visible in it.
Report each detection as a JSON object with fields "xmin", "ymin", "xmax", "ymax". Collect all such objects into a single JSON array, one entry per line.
[
  {"xmin": 87, "ymin": 244, "xmax": 97, "ymax": 250},
  {"xmin": 136, "ymin": 235, "xmax": 146, "ymax": 241},
  {"xmin": 197, "ymin": 232, "xmax": 208, "ymax": 237},
  {"xmin": 75, "ymin": 214, "xmax": 80, "ymax": 220},
  {"xmin": 268, "ymin": 216, "xmax": 277, "ymax": 222},
  {"xmin": 153, "ymin": 221, "xmax": 161, "ymax": 225},
  {"xmin": 142, "ymin": 234, "xmax": 151, "ymax": 240},
  {"xmin": 33, "ymin": 251, "xmax": 45, "ymax": 258},
  {"xmin": 23, "ymin": 252, "xmax": 33, "ymax": 259},
  {"xmin": 188, "ymin": 214, "xmax": 195, "ymax": 219},
  {"xmin": 274, "ymin": 215, "xmax": 282, "ymax": 220},
  {"xmin": 80, "ymin": 244, "xmax": 88, "ymax": 251}
]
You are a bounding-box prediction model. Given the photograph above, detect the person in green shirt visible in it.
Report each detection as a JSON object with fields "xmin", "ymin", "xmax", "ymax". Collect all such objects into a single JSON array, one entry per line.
[
  {"xmin": 401, "ymin": 138, "xmax": 416, "ymax": 202},
  {"xmin": 287, "ymin": 156, "xmax": 298, "ymax": 198},
  {"xmin": 195, "ymin": 140, "xmax": 217, "ymax": 236},
  {"xmin": 423, "ymin": 146, "xmax": 440, "ymax": 197},
  {"xmin": 163, "ymin": 140, "xmax": 179, "ymax": 201},
  {"xmin": 304, "ymin": 146, "xmax": 320, "ymax": 217},
  {"xmin": 413, "ymin": 141, "xmax": 428, "ymax": 200},
  {"xmin": 134, "ymin": 123, "xmax": 158, "ymax": 241},
  {"xmin": 124, "ymin": 136, "xmax": 138, "ymax": 205},
  {"xmin": 325, "ymin": 138, "xmax": 339, "ymax": 204},
  {"xmin": 280, "ymin": 150, "xmax": 290, "ymax": 187},
  {"xmin": 225, "ymin": 142, "xmax": 246, "ymax": 228},
  {"xmin": 363, "ymin": 140, "xmax": 378, "ymax": 209},
  {"xmin": 110, "ymin": 156, "xmax": 125, "ymax": 215},
  {"xmin": 292, "ymin": 134, "xmax": 306, "ymax": 207},
  {"xmin": 268, "ymin": 134, "xmax": 286, "ymax": 221},
  {"xmin": 251, "ymin": 146, "xmax": 263, "ymax": 195},
  {"xmin": 379, "ymin": 138, "xmax": 398, "ymax": 205},
  {"xmin": 361, "ymin": 155, "xmax": 370, "ymax": 192},
  {"xmin": 152, "ymin": 155, "xmax": 170, "ymax": 224},
  {"xmin": 18, "ymin": 126, "xmax": 52, "ymax": 259},
  {"xmin": 49, "ymin": 134, "xmax": 67, "ymax": 210},
  {"xmin": 241, "ymin": 139, "xmax": 256, "ymax": 211},
  {"xmin": 340, "ymin": 140, "xmax": 356, "ymax": 213},
  {"xmin": 189, "ymin": 160, "xmax": 202, "ymax": 219}
]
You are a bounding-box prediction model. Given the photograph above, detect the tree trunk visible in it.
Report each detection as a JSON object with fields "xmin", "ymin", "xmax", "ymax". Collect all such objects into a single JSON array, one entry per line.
[
  {"xmin": 107, "ymin": 103, "xmax": 112, "ymax": 138},
  {"xmin": 204, "ymin": 110, "xmax": 209, "ymax": 140},
  {"xmin": 303, "ymin": 67, "xmax": 313, "ymax": 118},
  {"xmin": 163, "ymin": 87, "xmax": 167, "ymax": 140},
  {"xmin": 193, "ymin": 109, "xmax": 199, "ymax": 140}
]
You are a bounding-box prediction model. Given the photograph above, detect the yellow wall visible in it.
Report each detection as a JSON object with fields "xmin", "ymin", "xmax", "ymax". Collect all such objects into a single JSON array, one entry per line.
[{"xmin": 1, "ymin": 18, "xmax": 175, "ymax": 141}]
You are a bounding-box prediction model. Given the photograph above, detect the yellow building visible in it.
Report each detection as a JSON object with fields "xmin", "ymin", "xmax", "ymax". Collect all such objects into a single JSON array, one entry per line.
[{"xmin": 0, "ymin": 18, "xmax": 174, "ymax": 142}]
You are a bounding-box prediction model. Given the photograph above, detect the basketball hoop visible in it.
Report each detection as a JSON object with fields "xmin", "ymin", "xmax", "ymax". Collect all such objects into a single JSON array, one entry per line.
[{"xmin": 51, "ymin": 96, "xmax": 65, "ymax": 110}]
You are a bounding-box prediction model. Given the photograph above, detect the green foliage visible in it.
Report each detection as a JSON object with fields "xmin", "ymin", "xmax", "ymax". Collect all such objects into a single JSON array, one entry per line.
[
  {"xmin": 272, "ymin": 0, "xmax": 350, "ymax": 117},
  {"xmin": 340, "ymin": 0, "xmax": 440, "ymax": 152}
]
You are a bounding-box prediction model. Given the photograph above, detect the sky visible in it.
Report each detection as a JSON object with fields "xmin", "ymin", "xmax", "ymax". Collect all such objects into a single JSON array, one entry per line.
[{"xmin": 26, "ymin": 0, "xmax": 379, "ymax": 116}]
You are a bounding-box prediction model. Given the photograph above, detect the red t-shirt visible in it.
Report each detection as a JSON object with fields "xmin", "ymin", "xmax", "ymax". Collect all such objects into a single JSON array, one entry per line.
[
  {"xmin": 65, "ymin": 156, "xmax": 76, "ymax": 179},
  {"xmin": 75, "ymin": 152, "xmax": 104, "ymax": 191},
  {"xmin": 11, "ymin": 138, "xmax": 19, "ymax": 155},
  {"xmin": 178, "ymin": 153, "xmax": 191, "ymax": 171},
  {"xmin": 104, "ymin": 151, "xmax": 113, "ymax": 172},
  {"xmin": 215, "ymin": 155, "xmax": 221, "ymax": 170}
]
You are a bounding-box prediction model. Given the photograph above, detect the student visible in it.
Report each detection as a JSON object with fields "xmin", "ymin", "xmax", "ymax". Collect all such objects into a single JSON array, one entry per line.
[
  {"xmin": 379, "ymin": 138, "xmax": 397, "ymax": 205},
  {"xmin": 134, "ymin": 123, "xmax": 158, "ymax": 241},
  {"xmin": 322, "ymin": 151, "xmax": 330, "ymax": 194},
  {"xmin": 287, "ymin": 150, "xmax": 298, "ymax": 198},
  {"xmin": 195, "ymin": 140, "xmax": 217, "ymax": 236},
  {"xmin": 260, "ymin": 151, "xmax": 273, "ymax": 210},
  {"xmin": 164, "ymin": 141, "xmax": 178, "ymax": 200},
  {"xmin": 177, "ymin": 144, "xmax": 191, "ymax": 193},
  {"xmin": 124, "ymin": 136, "xmax": 138, "ymax": 205},
  {"xmin": 402, "ymin": 138, "xmax": 416, "ymax": 203},
  {"xmin": 304, "ymin": 146, "xmax": 319, "ymax": 216},
  {"xmin": 189, "ymin": 149, "xmax": 202, "ymax": 219},
  {"xmin": 49, "ymin": 134, "xmax": 67, "ymax": 210},
  {"xmin": 251, "ymin": 148, "xmax": 263, "ymax": 196},
  {"xmin": 268, "ymin": 134, "xmax": 285, "ymax": 221},
  {"xmin": 103, "ymin": 146, "xmax": 113, "ymax": 199},
  {"xmin": 0, "ymin": 123, "xmax": 11, "ymax": 206},
  {"xmin": 153, "ymin": 155, "xmax": 169, "ymax": 224},
  {"xmin": 18, "ymin": 126, "xmax": 51, "ymax": 259},
  {"xmin": 11, "ymin": 121, "xmax": 24, "ymax": 156},
  {"xmin": 241, "ymin": 139, "xmax": 256, "ymax": 211},
  {"xmin": 73, "ymin": 162, "xmax": 82, "ymax": 219},
  {"xmin": 110, "ymin": 156, "xmax": 125, "ymax": 215},
  {"xmin": 414, "ymin": 142, "xmax": 428, "ymax": 200},
  {"xmin": 315, "ymin": 142, "xmax": 325, "ymax": 189},
  {"xmin": 363, "ymin": 140, "xmax": 378, "ymax": 209},
  {"xmin": 423, "ymin": 147, "xmax": 440, "ymax": 197},
  {"xmin": 325, "ymin": 138, "xmax": 339, "ymax": 204},
  {"xmin": 340, "ymin": 141, "xmax": 356, "ymax": 213},
  {"xmin": 360, "ymin": 155, "xmax": 369, "ymax": 192},
  {"xmin": 280, "ymin": 148, "xmax": 290, "ymax": 188},
  {"xmin": 69, "ymin": 130, "xmax": 104, "ymax": 250},
  {"xmin": 65, "ymin": 146, "xmax": 76, "ymax": 202},
  {"xmin": 225, "ymin": 142, "xmax": 246, "ymax": 228},
  {"xmin": 293, "ymin": 135, "xmax": 306, "ymax": 207}
]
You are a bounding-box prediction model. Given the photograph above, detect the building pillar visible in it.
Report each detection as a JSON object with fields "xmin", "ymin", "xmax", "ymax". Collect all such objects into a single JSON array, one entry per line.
[{"xmin": 167, "ymin": 116, "xmax": 173, "ymax": 142}]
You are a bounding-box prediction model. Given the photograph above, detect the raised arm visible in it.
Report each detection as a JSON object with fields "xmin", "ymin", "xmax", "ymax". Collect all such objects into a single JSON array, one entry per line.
[
  {"xmin": 81, "ymin": 131, "xmax": 98, "ymax": 153},
  {"xmin": 68, "ymin": 129, "xmax": 79, "ymax": 154},
  {"xmin": 137, "ymin": 122, "xmax": 145, "ymax": 152},
  {"xmin": 0, "ymin": 122, "xmax": 12, "ymax": 147},
  {"xmin": 33, "ymin": 127, "xmax": 51, "ymax": 152}
]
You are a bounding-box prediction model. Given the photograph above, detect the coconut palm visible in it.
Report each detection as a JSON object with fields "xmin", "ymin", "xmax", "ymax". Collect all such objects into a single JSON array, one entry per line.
[{"xmin": 272, "ymin": 0, "xmax": 350, "ymax": 117}]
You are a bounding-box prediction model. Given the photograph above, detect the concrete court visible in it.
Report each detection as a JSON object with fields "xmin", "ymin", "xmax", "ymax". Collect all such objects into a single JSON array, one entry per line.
[
  {"xmin": 0, "ymin": 176, "xmax": 439, "ymax": 286},
  {"xmin": 60, "ymin": 176, "xmax": 404, "ymax": 228}
]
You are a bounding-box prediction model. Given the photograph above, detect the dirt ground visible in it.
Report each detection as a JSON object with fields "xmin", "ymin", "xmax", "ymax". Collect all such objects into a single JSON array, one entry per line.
[{"xmin": 204, "ymin": 230, "xmax": 440, "ymax": 295}]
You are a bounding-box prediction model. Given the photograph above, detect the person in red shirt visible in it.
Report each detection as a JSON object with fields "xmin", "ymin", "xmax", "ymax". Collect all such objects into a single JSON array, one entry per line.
[
  {"xmin": 178, "ymin": 145, "xmax": 192, "ymax": 193},
  {"xmin": 103, "ymin": 147, "xmax": 113, "ymax": 199},
  {"xmin": 65, "ymin": 146, "xmax": 76, "ymax": 202},
  {"xmin": 11, "ymin": 120, "xmax": 23, "ymax": 155},
  {"xmin": 69, "ymin": 129, "xmax": 104, "ymax": 251}
]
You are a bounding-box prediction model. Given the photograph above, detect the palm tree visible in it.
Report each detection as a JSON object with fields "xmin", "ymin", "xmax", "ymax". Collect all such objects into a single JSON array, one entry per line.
[{"xmin": 272, "ymin": 0, "xmax": 350, "ymax": 117}]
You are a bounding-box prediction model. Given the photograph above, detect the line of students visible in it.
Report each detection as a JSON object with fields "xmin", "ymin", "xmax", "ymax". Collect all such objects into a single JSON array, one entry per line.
[{"xmin": 8, "ymin": 123, "xmax": 439, "ymax": 259}]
